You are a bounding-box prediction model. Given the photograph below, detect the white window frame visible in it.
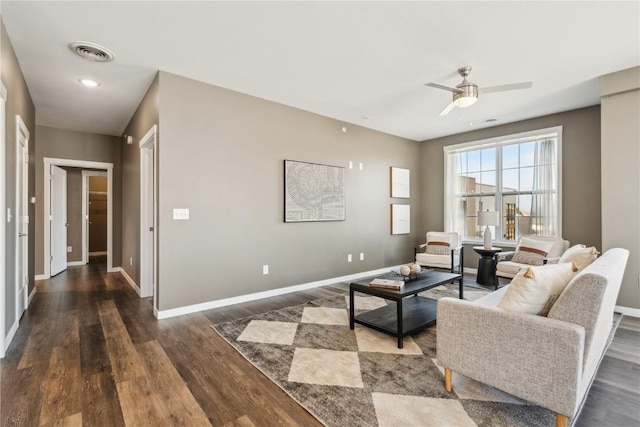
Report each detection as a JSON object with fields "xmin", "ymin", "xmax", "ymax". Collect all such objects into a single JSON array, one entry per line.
[{"xmin": 443, "ymin": 126, "xmax": 563, "ymax": 246}]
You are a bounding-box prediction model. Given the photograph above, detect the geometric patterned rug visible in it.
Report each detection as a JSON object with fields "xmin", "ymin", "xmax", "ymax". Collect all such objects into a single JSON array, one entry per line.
[{"xmin": 212, "ymin": 283, "xmax": 559, "ymax": 427}]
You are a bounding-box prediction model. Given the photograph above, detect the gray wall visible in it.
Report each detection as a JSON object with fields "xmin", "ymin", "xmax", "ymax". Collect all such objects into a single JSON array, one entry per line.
[
  {"xmin": 419, "ymin": 106, "xmax": 602, "ymax": 269},
  {"xmin": 2, "ymin": 19, "xmax": 36, "ymax": 335},
  {"xmin": 121, "ymin": 74, "xmax": 159, "ymax": 292},
  {"xmin": 600, "ymin": 66, "xmax": 640, "ymax": 310},
  {"xmin": 63, "ymin": 168, "xmax": 82, "ymax": 262},
  {"xmin": 35, "ymin": 126, "xmax": 121, "ymax": 275},
  {"xmin": 156, "ymin": 71, "xmax": 420, "ymax": 311}
]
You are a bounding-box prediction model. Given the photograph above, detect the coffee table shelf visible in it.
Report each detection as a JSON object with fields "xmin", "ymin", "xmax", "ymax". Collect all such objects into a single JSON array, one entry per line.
[{"xmin": 353, "ymin": 296, "xmax": 437, "ymax": 336}]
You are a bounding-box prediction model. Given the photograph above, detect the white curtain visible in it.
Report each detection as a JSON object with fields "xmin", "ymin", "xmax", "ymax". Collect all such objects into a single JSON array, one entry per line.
[
  {"xmin": 444, "ymin": 152, "xmax": 464, "ymax": 236},
  {"xmin": 530, "ymin": 138, "xmax": 557, "ymax": 236}
]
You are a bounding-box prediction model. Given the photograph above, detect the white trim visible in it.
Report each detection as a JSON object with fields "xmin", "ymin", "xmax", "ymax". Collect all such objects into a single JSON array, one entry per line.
[
  {"xmin": 28, "ymin": 287, "xmax": 36, "ymax": 306},
  {"xmin": 2, "ymin": 320, "xmax": 18, "ymax": 358},
  {"xmin": 463, "ymin": 267, "xmax": 478, "ymax": 275},
  {"xmin": 116, "ymin": 267, "xmax": 141, "ymax": 296},
  {"xmin": 35, "ymin": 274, "xmax": 48, "ymax": 281},
  {"xmin": 82, "ymin": 170, "xmax": 107, "ymax": 265},
  {"xmin": 89, "ymin": 251, "xmax": 107, "ymax": 256},
  {"xmin": 155, "ymin": 264, "xmax": 408, "ymax": 319},
  {"xmin": 139, "ymin": 125, "xmax": 158, "ymax": 307},
  {"xmin": 614, "ymin": 305, "xmax": 640, "ymax": 318},
  {"xmin": 67, "ymin": 261, "xmax": 85, "ymax": 267},
  {"xmin": 43, "ymin": 158, "xmax": 114, "ymax": 279},
  {"xmin": 0, "ymin": 81, "xmax": 7, "ymax": 358}
]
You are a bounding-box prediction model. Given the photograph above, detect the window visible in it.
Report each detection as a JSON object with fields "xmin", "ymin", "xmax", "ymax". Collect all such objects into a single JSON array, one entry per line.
[{"xmin": 444, "ymin": 127, "xmax": 562, "ymax": 244}]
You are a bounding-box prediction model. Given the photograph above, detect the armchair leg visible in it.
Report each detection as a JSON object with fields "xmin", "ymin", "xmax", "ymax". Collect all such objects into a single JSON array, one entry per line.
[
  {"xmin": 556, "ymin": 413, "xmax": 568, "ymax": 427},
  {"xmin": 444, "ymin": 368, "xmax": 452, "ymax": 392}
]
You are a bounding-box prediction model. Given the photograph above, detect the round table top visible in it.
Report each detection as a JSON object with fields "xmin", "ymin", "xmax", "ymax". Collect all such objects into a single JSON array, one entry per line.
[{"xmin": 472, "ymin": 246, "xmax": 503, "ymax": 255}]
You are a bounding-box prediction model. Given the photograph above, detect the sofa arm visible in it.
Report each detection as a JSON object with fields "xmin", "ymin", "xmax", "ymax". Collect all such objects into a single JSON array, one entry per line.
[
  {"xmin": 496, "ymin": 250, "xmax": 515, "ymax": 262},
  {"xmin": 437, "ymin": 298, "xmax": 585, "ymax": 417}
]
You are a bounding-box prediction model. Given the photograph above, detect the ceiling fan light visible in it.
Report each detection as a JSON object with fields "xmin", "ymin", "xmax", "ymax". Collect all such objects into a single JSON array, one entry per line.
[{"xmin": 453, "ymin": 95, "xmax": 477, "ymax": 108}]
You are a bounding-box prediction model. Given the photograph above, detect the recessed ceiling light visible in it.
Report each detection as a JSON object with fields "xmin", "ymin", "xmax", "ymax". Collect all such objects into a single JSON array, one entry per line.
[
  {"xmin": 483, "ymin": 118, "xmax": 498, "ymax": 123},
  {"xmin": 79, "ymin": 79, "xmax": 99, "ymax": 88}
]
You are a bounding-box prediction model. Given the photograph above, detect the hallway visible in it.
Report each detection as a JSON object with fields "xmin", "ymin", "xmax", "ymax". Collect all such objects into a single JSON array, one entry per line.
[{"xmin": 0, "ymin": 258, "xmax": 325, "ymax": 426}]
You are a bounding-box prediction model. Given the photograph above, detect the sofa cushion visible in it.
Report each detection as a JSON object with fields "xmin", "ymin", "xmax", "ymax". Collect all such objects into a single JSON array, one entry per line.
[
  {"xmin": 511, "ymin": 237, "xmax": 555, "ymax": 266},
  {"xmin": 498, "ymin": 262, "xmax": 578, "ymax": 316},
  {"xmin": 559, "ymin": 244, "xmax": 599, "ymax": 271}
]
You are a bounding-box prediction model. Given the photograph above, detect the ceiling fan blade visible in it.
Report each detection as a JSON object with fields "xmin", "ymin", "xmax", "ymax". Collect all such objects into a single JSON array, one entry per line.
[
  {"xmin": 426, "ymin": 82, "xmax": 463, "ymax": 94},
  {"xmin": 479, "ymin": 82, "xmax": 532, "ymax": 94},
  {"xmin": 439, "ymin": 102, "xmax": 456, "ymax": 116}
]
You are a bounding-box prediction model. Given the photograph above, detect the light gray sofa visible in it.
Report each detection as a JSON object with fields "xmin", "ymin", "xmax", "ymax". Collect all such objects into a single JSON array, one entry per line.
[{"xmin": 437, "ymin": 248, "xmax": 629, "ymax": 427}]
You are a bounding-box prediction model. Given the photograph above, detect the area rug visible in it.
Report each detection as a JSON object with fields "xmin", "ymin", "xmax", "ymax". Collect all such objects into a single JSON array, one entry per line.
[{"xmin": 212, "ymin": 284, "xmax": 617, "ymax": 427}]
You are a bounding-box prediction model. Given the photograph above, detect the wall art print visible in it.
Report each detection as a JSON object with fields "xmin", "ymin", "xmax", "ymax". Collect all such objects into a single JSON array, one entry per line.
[{"xmin": 284, "ymin": 160, "xmax": 346, "ymax": 222}]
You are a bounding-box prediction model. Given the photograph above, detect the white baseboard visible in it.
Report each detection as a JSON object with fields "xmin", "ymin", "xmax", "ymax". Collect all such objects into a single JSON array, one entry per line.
[
  {"xmin": 615, "ymin": 305, "xmax": 640, "ymax": 318},
  {"xmin": 89, "ymin": 251, "xmax": 107, "ymax": 256},
  {"xmin": 35, "ymin": 274, "xmax": 49, "ymax": 281},
  {"xmin": 463, "ymin": 267, "xmax": 478, "ymax": 275},
  {"xmin": 3, "ymin": 320, "xmax": 18, "ymax": 357},
  {"xmin": 118, "ymin": 267, "xmax": 140, "ymax": 296},
  {"xmin": 28, "ymin": 287, "xmax": 36, "ymax": 306},
  {"xmin": 67, "ymin": 261, "xmax": 85, "ymax": 267},
  {"xmin": 155, "ymin": 264, "xmax": 408, "ymax": 320}
]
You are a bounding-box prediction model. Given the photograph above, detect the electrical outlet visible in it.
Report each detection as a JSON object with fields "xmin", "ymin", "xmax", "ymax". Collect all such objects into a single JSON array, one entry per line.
[
  {"xmin": 67, "ymin": 246, "xmax": 72, "ymax": 253},
  {"xmin": 359, "ymin": 162, "xmax": 364, "ymax": 171},
  {"xmin": 172, "ymin": 208, "xmax": 190, "ymax": 220},
  {"xmin": 130, "ymin": 257, "xmax": 133, "ymax": 266},
  {"xmin": 360, "ymin": 252, "xmax": 364, "ymax": 261},
  {"xmin": 263, "ymin": 265, "xmax": 269, "ymax": 275},
  {"xmin": 347, "ymin": 254, "xmax": 352, "ymax": 263}
]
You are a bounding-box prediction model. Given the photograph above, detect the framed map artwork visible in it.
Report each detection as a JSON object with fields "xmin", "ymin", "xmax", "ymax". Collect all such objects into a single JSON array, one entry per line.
[{"xmin": 284, "ymin": 160, "xmax": 346, "ymax": 222}]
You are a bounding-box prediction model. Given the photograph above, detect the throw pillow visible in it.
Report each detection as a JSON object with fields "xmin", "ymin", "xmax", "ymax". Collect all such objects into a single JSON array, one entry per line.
[
  {"xmin": 511, "ymin": 237, "xmax": 555, "ymax": 266},
  {"xmin": 559, "ymin": 244, "xmax": 599, "ymax": 271},
  {"xmin": 498, "ymin": 262, "xmax": 579, "ymax": 316},
  {"xmin": 426, "ymin": 241, "xmax": 451, "ymax": 255}
]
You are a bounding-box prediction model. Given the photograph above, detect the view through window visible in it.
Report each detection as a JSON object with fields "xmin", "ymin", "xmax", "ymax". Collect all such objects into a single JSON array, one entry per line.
[{"xmin": 444, "ymin": 127, "xmax": 562, "ymax": 243}]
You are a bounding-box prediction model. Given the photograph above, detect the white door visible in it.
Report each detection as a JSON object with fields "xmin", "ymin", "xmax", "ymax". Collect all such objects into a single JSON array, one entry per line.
[
  {"xmin": 50, "ymin": 165, "xmax": 68, "ymax": 276},
  {"xmin": 16, "ymin": 116, "xmax": 29, "ymax": 318},
  {"xmin": 140, "ymin": 126, "xmax": 157, "ymax": 300}
]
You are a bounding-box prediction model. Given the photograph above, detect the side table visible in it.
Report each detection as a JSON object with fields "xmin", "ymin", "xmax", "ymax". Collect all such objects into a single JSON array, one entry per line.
[{"xmin": 472, "ymin": 246, "xmax": 502, "ymax": 289}]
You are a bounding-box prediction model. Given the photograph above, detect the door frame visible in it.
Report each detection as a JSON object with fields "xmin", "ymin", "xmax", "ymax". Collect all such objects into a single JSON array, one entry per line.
[
  {"xmin": 82, "ymin": 170, "xmax": 108, "ymax": 264},
  {"xmin": 139, "ymin": 125, "xmax": 158, "ymax": 306},
  {"xmin": 1, "ymin": 82, "xmax": 7, "ymax": 358},
  {"xmin": 15, "ymin": 115, "xmax": 29, "ymax": 324},
  {"xmin": 43, "ymin": 158, "xmax": 114, "ymax": 278}
]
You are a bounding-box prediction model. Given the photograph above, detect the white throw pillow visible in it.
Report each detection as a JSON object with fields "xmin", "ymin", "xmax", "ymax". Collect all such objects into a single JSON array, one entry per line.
[
  {"xmin": 559, "ymin": 244, "xmax": 599, "ymax": 271},
  {"xmin": 511, "ymin": 237, "xmax": 555, "ymax": 266},
  {"xmin": 426, "ymin": 234, "xmax": 453, "ymax": 255},
  {"xmin": 498, "ymin": 262, "xmax": 578, "ymax": 316}
]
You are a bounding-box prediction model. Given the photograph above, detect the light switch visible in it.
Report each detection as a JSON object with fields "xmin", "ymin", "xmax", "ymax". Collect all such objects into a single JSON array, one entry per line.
[{"xmin": 173, "ymin": 208, "xmax": 189, "ymax": 220}]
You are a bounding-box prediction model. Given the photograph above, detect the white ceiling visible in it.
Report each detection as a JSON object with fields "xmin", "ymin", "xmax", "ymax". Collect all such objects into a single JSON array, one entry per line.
[{"xmin": 1, "ymin": 1, "xmax": 639, "ymax": 141}]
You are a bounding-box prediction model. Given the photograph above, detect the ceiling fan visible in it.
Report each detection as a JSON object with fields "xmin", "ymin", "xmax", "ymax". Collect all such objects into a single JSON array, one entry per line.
[{"xmin": 425, "ymin": 66, "xmax": 532, "ymax": 116}]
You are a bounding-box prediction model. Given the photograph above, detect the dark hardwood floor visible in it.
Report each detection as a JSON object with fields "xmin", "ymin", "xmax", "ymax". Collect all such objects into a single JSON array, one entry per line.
[{"xmin": 1, "ymin": 259, "xmax": 639, "ymax": 426}]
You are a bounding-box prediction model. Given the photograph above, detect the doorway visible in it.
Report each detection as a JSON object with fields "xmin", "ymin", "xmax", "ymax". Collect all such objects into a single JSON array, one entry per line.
[
  {"xmin": 43, "ymin": 158, "xmax": 114, "ymax": 278},
  {"xmin": 82, "ymin": 171, "xmax": 108, "ymax": 264}
]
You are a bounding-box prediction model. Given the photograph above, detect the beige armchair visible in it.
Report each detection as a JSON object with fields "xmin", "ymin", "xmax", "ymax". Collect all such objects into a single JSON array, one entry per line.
[
  {"xmin": 496, "ymin": 235, "xmax": 570, "ymax": 279},
  {"xmin": 414, "ymin": 232, "xmax": 463, "ymax": 274}
]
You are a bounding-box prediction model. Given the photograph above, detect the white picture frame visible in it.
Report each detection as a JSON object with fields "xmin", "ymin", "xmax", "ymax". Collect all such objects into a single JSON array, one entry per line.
[
  {"xmin": 391, "ymin": 204, "xmax": 410, "ymax": 235},
  {"xmin": 390, "ymin": 167, "xmax": 410, "ymax": 198}
]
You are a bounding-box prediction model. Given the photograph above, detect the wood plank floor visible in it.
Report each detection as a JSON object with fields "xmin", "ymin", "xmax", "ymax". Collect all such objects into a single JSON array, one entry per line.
[{"xmin": 1, "ymin": 258, "xmax": 639, "ymax": 426}]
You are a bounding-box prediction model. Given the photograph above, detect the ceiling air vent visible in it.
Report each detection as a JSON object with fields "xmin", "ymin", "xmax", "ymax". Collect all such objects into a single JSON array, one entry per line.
[{"xmin": 69, "ymin": 41, "xmax": 115, "ymax": 62}]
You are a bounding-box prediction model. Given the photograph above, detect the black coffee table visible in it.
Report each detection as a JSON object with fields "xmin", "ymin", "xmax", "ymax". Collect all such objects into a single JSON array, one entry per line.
[{"xmin": 349, "ymin": 271, "xmax": 463, "ymax": 348}]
